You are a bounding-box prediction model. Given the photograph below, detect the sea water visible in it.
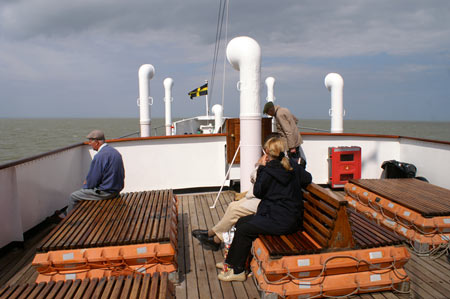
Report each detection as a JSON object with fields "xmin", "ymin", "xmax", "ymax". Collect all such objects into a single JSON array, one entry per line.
[{"xmin": 1, "ymin": 118, "xmax": 449, "ymax": 165}]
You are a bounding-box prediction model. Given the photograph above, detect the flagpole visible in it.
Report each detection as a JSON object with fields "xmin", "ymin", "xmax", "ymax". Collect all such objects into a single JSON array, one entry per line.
[{"xmin": 205, "ymin": 80, "xmax": 209, "ymax": 116}]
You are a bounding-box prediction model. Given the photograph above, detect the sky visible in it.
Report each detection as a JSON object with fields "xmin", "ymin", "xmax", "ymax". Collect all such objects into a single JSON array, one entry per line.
[{"xmin": 0, "ymin": 0, "xmax": 449, "ymax": 121}]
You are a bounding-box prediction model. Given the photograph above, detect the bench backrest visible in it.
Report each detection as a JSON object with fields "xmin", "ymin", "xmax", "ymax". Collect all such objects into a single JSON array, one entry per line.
[{"xmin": 303, "ymin": 183, "xmax": 355, "ymax": 250}]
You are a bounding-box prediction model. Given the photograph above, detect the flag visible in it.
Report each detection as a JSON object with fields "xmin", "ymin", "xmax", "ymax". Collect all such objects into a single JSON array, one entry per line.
[{"xmin": 188, "ymin": 83, "xmax": 208, "ymax": 99}]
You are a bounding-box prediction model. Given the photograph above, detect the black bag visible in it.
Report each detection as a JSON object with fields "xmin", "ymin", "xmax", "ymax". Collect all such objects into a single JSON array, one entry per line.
[{"xmin": 381, "ymin": 160, "xmax": 417, "ymax": 178}]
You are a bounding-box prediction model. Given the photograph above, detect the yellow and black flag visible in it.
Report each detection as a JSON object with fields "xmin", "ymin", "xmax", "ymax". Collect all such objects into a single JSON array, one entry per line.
[{"xmin": 188, "ymin": 83, "xmax": 208, "ymax": 99}]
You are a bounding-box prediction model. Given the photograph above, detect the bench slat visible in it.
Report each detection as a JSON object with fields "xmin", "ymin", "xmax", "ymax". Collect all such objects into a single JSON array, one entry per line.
[
  {"xmin": 100, "ymin": 276, "xmax": 117, "ymax": 299},
  {"xmin": 303, "ymin": 192, "xmax": 337, "ymax": 219},
  {"xmin": 304, "ymin": 212, "xmax": 331, "ymax": 240},
  {"xmin": 303, "ymin": 222, "xmax": 328, "ymax": 248},
  {"xmin": 76, "ymin": 198, "xmax": 115, "ymax": 248},
  {"xmin": 150, "ymin": 191, "xmax": 164, "ymax": 242},
  {"xmin": 304, "ymin": 201, "xmax": 334, "ymax": 228},
  {"xmin": 120, "ymin": 275, "xmax": 134, "ymax": 298},
  {"xmin": 85, "ymin": 197, "xmax": 119, "ymax": 247},
  {"xmin": 104, "ymin": 194, "xmax": 134, "ymax": 246},
  {"xmin": 306, "ymin": 183, "xmax": 347, "ymax": 208},
  {"xmin": 130, "ymin": 191, "xmax": 151, "ymax": 243},
  {"xmin": 148, "ymin": 273, "xmax": 160, "ymax": 299},
  {"xmin": 115, "ymin": 193, "xmax": 140, "ymax": 245},
  {"xmin": 157, "ymin": 190, "xmax": 169, "ymax": 241},
  {"xmin": 143, "ymin": 191, "xmax": 158, "ymax": 243},
  {"xmin": 61, "ymin": 200, "xmax": 102, "ymax": 249}
]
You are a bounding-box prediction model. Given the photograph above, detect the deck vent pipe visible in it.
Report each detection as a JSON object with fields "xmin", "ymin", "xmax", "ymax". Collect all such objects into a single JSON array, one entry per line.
[
  {"xmin": 163, "ymin": 78, "xmax": 174, "ymax": 136},
  {"xmin": 212, "ymin": 104, "xmax": 224, "ymax": 133},
  {"xmin": 324, "ymin": 73, "xmax": 344, "ymax": 133},
  {"xmin": 265, "ymin": 76, "xmax": 276, "ymax": 132},
  {"xmin": 226, "ymin": 36, "xmax": 262, "ymax": 192},
  {"xmin": 138, "ymin": 64, "xmax": 155, "ymax": 137}
]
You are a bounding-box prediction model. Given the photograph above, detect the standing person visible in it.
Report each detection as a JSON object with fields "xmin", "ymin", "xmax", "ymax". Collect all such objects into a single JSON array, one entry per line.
[
  {"xmin": 218, "ymin": 137, "xmax": 303, "ymax": 282},
  {"xmin": 263, "ymin": 102, "xmax": 306, "ymax": 167},
  {"xmin": 66, "ymin": 129, "xmax": 125, "ymax": 215}
]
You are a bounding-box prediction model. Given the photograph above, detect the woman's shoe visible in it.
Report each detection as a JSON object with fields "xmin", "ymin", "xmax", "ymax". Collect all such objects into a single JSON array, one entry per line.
[
  {"xmin": 218, "ymin": 269, "xmax": 246, "ymax": 282},
  {"xmin": 216, "ymin": 262, "xmax": 224, "ymax": 270}
]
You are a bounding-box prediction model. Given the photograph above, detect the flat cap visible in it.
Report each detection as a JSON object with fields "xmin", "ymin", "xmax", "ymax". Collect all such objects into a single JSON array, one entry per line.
[{"xmin": 86, "ymin": 129, "xmax": 105, "ymax": 140}]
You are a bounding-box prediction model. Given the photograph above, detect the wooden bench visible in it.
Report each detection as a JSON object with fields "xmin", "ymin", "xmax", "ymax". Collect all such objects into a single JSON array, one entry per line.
[
  {"xmin": 38, "ymin": 189, "xmax": 178, "ymax": 252},
  {"xmin": 258, "ymin": 183, "xmax": 404, "ymax": 258},
  {"xmin": 0, "ymin": 272, "xmax": 174, "ymax": 299}
]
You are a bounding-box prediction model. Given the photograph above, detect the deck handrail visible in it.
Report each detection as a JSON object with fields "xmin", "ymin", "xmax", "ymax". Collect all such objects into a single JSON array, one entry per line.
[{"xmin": 0, "ymin": 142, "xmax": 85, "ymax": 170}]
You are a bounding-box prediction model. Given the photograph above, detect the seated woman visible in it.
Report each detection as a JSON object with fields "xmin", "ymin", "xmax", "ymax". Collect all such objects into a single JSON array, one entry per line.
[
  {"xmin": 193, "ymin": 154, "xmax": 311, "ymax": 251},
  {"xmin": 218, "ymin": 137, "xmax": 304, "ymax": 281}
]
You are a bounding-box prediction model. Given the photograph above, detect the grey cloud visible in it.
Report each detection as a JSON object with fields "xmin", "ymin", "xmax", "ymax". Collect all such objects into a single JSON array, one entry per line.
[
  {"xmin": 228, "ymin": 1, "xmax": 450, "ymax": 57},
  {"xmin": 2, "ymin": 0, "xmax": 449, "ymax": 57},
  {"xmin": 1, "ymin": 0, "xmax": 216, "ymax": 40},
  {"xmin": 1, "ymin": 0, "xmax": 449, "ymax": 120}
]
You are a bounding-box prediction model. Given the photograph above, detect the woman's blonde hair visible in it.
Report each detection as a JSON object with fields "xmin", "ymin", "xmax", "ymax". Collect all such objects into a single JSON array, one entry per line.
[{"xmin": 264, "ymin": 137, "xmax": 293, "ymax": 171}]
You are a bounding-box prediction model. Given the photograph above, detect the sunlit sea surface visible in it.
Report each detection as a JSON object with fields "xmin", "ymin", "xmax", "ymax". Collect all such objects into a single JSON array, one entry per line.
[{"xmin": 1, "ymin": 118, "xmax": 449, "ymax": 164}]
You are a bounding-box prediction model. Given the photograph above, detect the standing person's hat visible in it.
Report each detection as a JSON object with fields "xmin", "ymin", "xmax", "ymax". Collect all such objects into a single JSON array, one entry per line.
[
  {"xmin": 263, "ymin": 102, "xmax": 274, "ymax": 114},
  {"xmin": 86, "ymin": 130, "xmax": 105, "ymax": 140}
]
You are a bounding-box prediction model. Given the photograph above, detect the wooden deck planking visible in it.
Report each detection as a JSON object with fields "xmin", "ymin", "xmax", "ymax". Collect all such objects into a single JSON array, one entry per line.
[
  {"xmin": 0, "ymin": 221, "xmax": 58, "ymax": 288},
  {"xmin": 209, "ymin": 192, "xmax": 261, "ymax": 298},
  {"xmin": 207, "ymin": 192, "xmax": 260, "ymax": 298},
  {"xmin": 1, "ymin": 190, "xmax": 449, "ymax": 298},
  {"xmin": 206, "ymin": 193, "xmax": 245, "ymax": 299},
  {"xmin": 187, "ymin": 193, "xmax": 211, "ymax": 298},
  {"xmin": 174, "ymin": 191, "xmax": 261, "ymax": 299},
  {"xmin": 214, "ymin": 192, "xmax": 260, "ymax": 298},
  {"xmin": 197, "ymin": 193, "xmax": 228, "ymax": 298}
]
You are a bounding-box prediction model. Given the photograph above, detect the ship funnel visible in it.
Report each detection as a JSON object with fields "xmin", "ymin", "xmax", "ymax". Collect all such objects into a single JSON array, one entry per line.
[
  {"xmin": 163, "ymin": 78, "xmax": 174, "ymax": 136},
  {"xmin": 226, "ymin": 36, "xmax": 261, "ymax": 192},
  {"xmin": 265, "ymin": 76, "xmax": 276, "ymax": 132},
  {"xmin": 324, "ymin": 73, "xmax": 344, "ymax": 133},
  {"xmin": 138, "ymin": 64, "xmax": 155, "ymax": 137},
  {"xmin": 212, "ymin": 104, "xmax": 224, "ymax": 133}
]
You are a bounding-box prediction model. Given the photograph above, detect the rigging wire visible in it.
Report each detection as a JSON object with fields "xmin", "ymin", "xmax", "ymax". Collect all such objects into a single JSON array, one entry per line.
[
  {"xmin": 209, "ymin": 0, "xmax": 227, "ymax": 113},
  {"xmin": 220, "ymin": 0, "xmax": 229, "ymax": 116}
]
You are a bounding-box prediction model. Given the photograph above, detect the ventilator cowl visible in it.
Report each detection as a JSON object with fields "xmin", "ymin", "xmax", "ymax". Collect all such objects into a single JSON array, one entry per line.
[{"xmin": 324, "ymin": 73, "xmax": 344, "ymax": 133}]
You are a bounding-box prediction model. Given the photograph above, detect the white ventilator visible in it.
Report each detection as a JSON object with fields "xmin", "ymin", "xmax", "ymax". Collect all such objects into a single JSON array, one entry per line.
[
  {"xmin": 324, "ymin": 73, "xmax": 344, "ymax": 133},
  {"xmin": 212, "ymin": 104, "xmax": 224, "ymax": 133},
  {"xmin": 265, "ymin": 76, "xmax": 276, "ymax": 132},
  {"xmin": 163, "ymin": 78, "xmax": 174, "ymax": 136},
  {"xmin": 226, "ymin": 36, "xmax": 262, "ymax": 192},
  {"xmin": 138, "ymin": 64, "xmax": 155, "ymax": 137}
]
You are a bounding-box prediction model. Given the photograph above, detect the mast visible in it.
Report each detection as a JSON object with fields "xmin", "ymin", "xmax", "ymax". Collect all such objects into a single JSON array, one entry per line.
[{"xmin": 205, "ymin": 80, "xmax": 209, "ymax": 116}]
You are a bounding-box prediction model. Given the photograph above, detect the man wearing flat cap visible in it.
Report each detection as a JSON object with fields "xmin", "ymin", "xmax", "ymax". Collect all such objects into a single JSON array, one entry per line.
[
  {"xmin": 263, "ymin": 102, "xmax": 307, "ymax": 168},
  {"xmin": 66, "ymin": 129, "xmax": 125, "ymax": 215}
]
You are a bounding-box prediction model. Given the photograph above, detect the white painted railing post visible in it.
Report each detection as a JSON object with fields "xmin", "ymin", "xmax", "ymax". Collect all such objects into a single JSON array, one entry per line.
[{"xmin": 163, "ymin": 78, "xmax": 174, "ymax": 136}]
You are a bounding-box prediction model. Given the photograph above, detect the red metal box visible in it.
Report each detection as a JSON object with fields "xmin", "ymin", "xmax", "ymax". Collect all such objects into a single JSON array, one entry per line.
[{"xmin": 328, "ymin": 146, "xmax": 361, "ymax": 188}]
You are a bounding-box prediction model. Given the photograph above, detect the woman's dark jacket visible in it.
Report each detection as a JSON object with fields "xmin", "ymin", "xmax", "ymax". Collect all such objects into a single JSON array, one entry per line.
[{"xmin": 251, "ymin": 159, "xmax": 304, "ymax": 235}]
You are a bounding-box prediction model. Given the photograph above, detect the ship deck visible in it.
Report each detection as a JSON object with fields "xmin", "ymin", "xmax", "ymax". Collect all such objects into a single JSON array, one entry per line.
[{"xmin": 1, "ymin": 190, "xmax": 450, "ymax": 298}]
